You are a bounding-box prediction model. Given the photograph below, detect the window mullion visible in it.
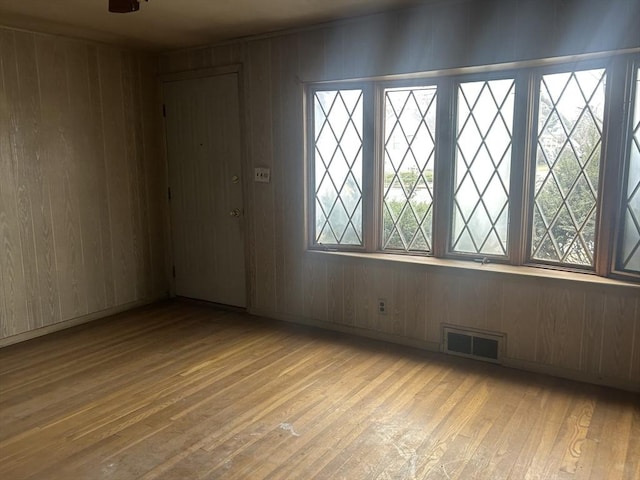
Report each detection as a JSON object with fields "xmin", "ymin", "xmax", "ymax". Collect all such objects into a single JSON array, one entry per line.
[
  {"xmin": 598, "ymin": 57, "xmax": 631, "ymax": 276},
  {"xmin": 432, "ymin": 79, "xmax": 455, "ymax": 258},
  {"xmin": 363, "ymin": 83, "xmax": 379, "ymax": 251},
  {"xmin": 510, "ymin": 71, "xmax": 536, "ymax": 265}
]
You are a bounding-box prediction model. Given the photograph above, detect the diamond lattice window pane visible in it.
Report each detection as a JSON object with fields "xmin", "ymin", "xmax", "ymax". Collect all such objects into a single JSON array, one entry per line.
[
  {"xmin": 452, "ymin": 78, "xmax": 514, "ymax": 256},
  {"xmin": 531, "ymin": 68, "xmax": 606, "ymax": 266},
  {"xmin": 619, "ymin": 67, "xmax": 640, "ymax": 272},
  {"xmin": 313, "ymin": 89, "xmax": 363, "ymax": 245},
  {"xmin": 382, "ymin": 86, "xmax": 437, "ymax": 252}
]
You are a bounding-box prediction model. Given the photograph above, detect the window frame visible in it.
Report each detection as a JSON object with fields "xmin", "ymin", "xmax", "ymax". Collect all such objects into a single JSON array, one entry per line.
[
  {"xmin": 375, "ymin": 78, "xmax": 442, "ymax": 255},
  {"xmin": 304, "ymin": 53, "xmax": 640, "ymax": 283},
  {"xmin": 523, "ymin": 59, "xmax": 611, "ymax": 273},
  {"xmin": 446, "ymin": 70, "xmax": 521, "ymax": 264},
  {"xmin": 306, "ymin": 82, "xmax": 373, "ymax": 252},
  {"xmin": 612, "ymin": 56, "xmax": 640, "ymax": 281}
]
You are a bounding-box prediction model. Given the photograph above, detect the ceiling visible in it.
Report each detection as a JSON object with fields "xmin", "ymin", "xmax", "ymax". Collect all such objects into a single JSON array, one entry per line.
[{"xmin": 0, "ymin": 0, "xmax": 431, "ymax": 51}]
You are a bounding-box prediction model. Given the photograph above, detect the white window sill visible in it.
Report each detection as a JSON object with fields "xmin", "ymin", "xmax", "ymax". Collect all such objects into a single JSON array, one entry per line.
[{"xmin": 306, "ymin": 249, "xmax": 640, "ymax": 290}]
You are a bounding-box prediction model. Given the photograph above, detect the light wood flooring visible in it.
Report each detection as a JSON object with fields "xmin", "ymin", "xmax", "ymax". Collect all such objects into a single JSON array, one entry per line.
[{"xmin": 1, "ymin": 300, "xmax": 639, "ymax": 479}]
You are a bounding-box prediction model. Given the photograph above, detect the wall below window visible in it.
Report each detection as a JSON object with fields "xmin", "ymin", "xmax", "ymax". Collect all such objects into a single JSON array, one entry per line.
[{"xmin": 0, "ymin": 27, "xmax": 168, "ymax": 345}]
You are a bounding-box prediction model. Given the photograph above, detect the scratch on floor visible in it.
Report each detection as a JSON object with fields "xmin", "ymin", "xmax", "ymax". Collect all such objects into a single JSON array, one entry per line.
[
  {"xmin": 375, "ymin": 424, "xmax": 418, "ymax": 479},
  {"xmin": 279, "ymin": 423, "xmax": 301, "ymax": 437}
]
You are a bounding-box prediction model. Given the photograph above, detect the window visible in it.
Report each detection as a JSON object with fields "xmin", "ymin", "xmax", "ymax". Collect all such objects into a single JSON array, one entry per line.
[
  {"xmin": 383, "ymin": 85, "xmax": 437, "ymax": 252},
  {"xmin": 312, "ymin": 88, "xmax": 364, "ymax": 246},
  {"xmin": 453, "ymin": 78, "xmax": 514, "ymax": 257},
  {"xmin": 307, "ymin": 55, "xmax": 640, "ymax": 281},
  {"xmin": 531, "ymin": 68, "xmax": 606, "ymax": 267},
  {"xmin": 618, "ymin": 65, "xmax": 640, "ymax": 273}
]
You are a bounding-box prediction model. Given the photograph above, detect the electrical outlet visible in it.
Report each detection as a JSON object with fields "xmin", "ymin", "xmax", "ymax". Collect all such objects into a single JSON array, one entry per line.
[
  {"xmin": 254, "ymin": 167, "xmax": 271, "ymax": 183},
  {"xmin": 378, "ymin": 298, "xmax": 387, "ymax": 315}
]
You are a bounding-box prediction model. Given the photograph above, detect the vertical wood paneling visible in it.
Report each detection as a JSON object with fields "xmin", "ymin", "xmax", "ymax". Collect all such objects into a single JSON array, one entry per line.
[
  {"xmin": 457, "ymin": 273, "xmax": 488, "ymax": 330},
  {"xmin": 404, "ymin": 268, "xmax": 427, "ymax": 341},
  {"xmin": 60, "ymin": 39, "xmax": 90, "ymax": 319},
  {"xmin": 485, "ymin": 275, "xmax": 503, "ymax": 333},
  {"xmin": 188, "ymin": 47, "xmax": 211, "ymax": 70},
  {"xmin": 354, "ymin": 262, "xmax": 374, "ymax": 330},
  {"xmin": 581, "ymin": 291, "xmax": 605, "ymax": 376},
  {"xmin": 536, "ymin": 286, "xmax": 560, "ymax": 366},
  {"xmin": 388, "ymin": 7, "xmax": 433, "ymax": 75},
  {"xmin": 13, "ymin": 31, "xmax": 56, "ymax": 330},
  {"xmin": 133, "ymin": 57, "xmax": 154, "ymax": 299},
  {"xmin": 303, "ymin": 256, "xmax": 327, "ymax": 322},
  {"xmin": 502, "ymin": 278, "xmax": 539, "ymax": 362},
  {"xmin": 138, "ymin": 56, "xmax": 166, "ymax": 298},
  {"xmin": 298, "ymin": 28, "xmax": 326, "ymax": 82},
  {"xmin": 431, "ymin": 1, "xmax": 470, "ymax": 69},
  {"xmin": 36, "ymin": 35, "xmax": 84, "ymax": 323},
  {"xmin": 426, "ymin": 270, "xmax": 458, "ymax": 341},
  {"xmin": 247, "ymin": 40, "xmax": 277, "ymax": 313},
  {"xmin": 157, "ymin": 49, "xmax": 192, "ymax": 74},
  {"xmin": 87, "ymin": 45, "xmax": 117, "ymax": 308},
  {"xmin": 515, "ymin": 0, "xmax": 557, "ymax": 60},
  {"xmin": 340, "ymin": 19, "xmax": 381, "ymax": 80},
  {"xmin": 4, "ymin": 31, "xmax": 37, "ymax": 330},
  {"xmin": 123, "ymin": 52, "xmax": 152, "ymax": 300},
  {"xmin": 100, "ymin": 48, "xmax": 136, "ymax": 306},
  {"xmin": 631, "ymin": 298, "xmax": 640, "ymax": 385},
  {"xmin": 280, "ymin": 34, "xmax": 304, "ymax": 317},
  {"xmin": 272, "ymin": 37, "xmax": 286, "ymax": 314},
  {"xmin": 157, "ymin": 43, "xmax": 245, "ymax": 76},
  {"xmin": 322, "ymin": 24, "xmax": 345, "ymax": 80},
  {"xmin": 0, "ymin": 30, "xmax": 28, "ymax": 338},
  {"xmin": 342, "ymin": 262, "xmax": 356, "ymax": 327},
  {"xmin": 466, "ymin": 0, "xmax": 518, "ymax": 65},
  {"xmin": 550, "ymin": 287, "xmax": 584, "ymax": 371},
  {"xmin": 373, "ymin": 263, "xmax": 392, "ymax": 333},
  {"xmin": 326, "ymin": 260, "xmax": 344, "ymax": 324},
  {"xmin": 600, "ymin": 292, "xmax": 637, "ymax": 380},
  {"xmin": 66, "ymin": 41, "xmax": 105, "ymax": 314},
  {"xmin": 389, "ymin": 267, "xmax": 405, "ymax": 336},
  {"xmin": 0, "ymin": 27, "xmax": 166, "ymax": 342}
]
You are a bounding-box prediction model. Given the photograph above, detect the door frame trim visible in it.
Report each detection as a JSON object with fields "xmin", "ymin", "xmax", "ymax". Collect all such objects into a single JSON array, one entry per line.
[{"xmin": 159, "ymin": 64, "xmax": 251, "ymax": 309}]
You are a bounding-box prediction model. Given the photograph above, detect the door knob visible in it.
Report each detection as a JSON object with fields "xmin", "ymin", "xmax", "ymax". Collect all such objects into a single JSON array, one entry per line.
[{"xmin": 229, "ymin": 208, "xmax": 241, "ymax": 217}]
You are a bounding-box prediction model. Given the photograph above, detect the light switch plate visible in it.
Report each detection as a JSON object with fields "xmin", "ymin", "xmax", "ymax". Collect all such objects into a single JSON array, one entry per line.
[{"xmin": 254, "ymin": 167, "xmax": 271, "ymax": 183}]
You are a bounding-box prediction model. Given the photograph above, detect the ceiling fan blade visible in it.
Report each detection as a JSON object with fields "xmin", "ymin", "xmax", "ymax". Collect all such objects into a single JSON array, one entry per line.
[{"xmin": 109, "ymin": 0, "xmax": 140, "ymax": 13}]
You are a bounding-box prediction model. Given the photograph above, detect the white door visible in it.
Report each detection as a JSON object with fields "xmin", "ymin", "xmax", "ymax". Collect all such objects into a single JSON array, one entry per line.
[{"xmin": 163, "ymin": 73, "xmax": 246, "ymax": 307}]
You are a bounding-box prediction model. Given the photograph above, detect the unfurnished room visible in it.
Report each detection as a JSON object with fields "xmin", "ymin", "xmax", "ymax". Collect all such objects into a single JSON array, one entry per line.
[{"xmin": 0, "ymin": 0, "xmax": 639, "ymax": 478}]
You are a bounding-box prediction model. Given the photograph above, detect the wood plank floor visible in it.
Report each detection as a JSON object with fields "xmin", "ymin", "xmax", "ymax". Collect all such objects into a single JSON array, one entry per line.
[{"xmin": 1, "ymin": 300, "xmax": 639, "ymax": 480}]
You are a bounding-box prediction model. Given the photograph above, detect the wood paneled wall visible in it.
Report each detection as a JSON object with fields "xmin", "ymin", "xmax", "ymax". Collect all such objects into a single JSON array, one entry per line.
[
  {"xmin": 158, "ymin": 0, "xmax": 640, "ymax": 390},
  {"xmin": 0, "ymin": 28, "xmax": 167, "ymax": 343}
]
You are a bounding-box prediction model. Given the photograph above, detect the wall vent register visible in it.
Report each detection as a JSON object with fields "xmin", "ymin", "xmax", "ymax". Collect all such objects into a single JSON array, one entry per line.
[{"xmin": 443, "ymin": 326, "xmax": 504, "ymax": 363}]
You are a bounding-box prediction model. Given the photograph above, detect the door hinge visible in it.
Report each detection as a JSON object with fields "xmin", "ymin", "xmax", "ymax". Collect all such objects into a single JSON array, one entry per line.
[
  {"xmin": 162, "ymin": 104, "xmax": 166, "ymax": 117},
  {"xmin": 172, "ymin": 266, "xmax": 176, "ymax": 278},
  {"xmin": 168, "ymin": 187, "xmax": 171, "ymax": 200}
]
